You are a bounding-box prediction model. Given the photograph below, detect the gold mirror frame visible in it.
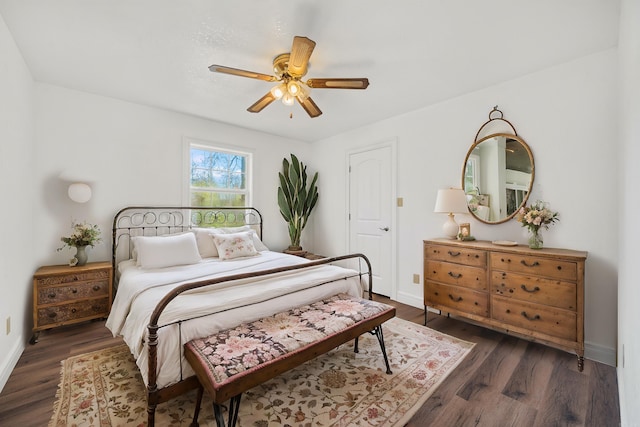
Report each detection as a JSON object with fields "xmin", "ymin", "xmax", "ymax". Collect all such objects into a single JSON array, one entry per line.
[{"xmin": 461, "ymin": 108, "xmax": 535, "ymax": 224}]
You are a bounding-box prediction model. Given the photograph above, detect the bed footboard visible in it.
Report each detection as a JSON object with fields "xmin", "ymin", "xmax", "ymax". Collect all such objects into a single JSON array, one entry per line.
[{"xmin": 144, "ymin": 253, "xmax": 372, "ymax": 427}]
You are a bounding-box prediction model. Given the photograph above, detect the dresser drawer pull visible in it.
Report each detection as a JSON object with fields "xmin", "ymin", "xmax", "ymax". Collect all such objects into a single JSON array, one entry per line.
[
  {"xmin": 521, "ymin": 311, "xmax": 541, "ymax": 321},
  {"xmin": 71, "ymin": 308, "xmax": 77, "ymax": 314},
  {"xmin": 48, "ymin": 293, "xmax": 56, "ymax": 299},
  {"xmin": 448, "ymin": 251, "xmax": 461, "ymax": 257},
  {"xmin": 93, "ymin": 285, "xmax": 101, "ymax": 291},
  {"xmin": 520, "ymin": 260, "xmax": 540, "ymax": 268},
  {"xmin": 448, "ymin": 294, "xmax": 463, "ymax": 302},
  {"xmin": 48, "ymin": 312, "xmax": 57, "ymax": 318},
  {"xmin": 520, "ymin": 285, "xmax": 541, "ymax": 293},
  {"xmin": 447, "ymin": 272, "xmax": 462, "ymax": 279},
  {"xmin": 72, "ymin": 288, "xmax": 78, "ymax": 294}
]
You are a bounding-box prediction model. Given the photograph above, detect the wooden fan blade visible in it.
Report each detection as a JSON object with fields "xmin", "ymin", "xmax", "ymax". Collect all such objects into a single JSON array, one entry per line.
[
  {"xmin": 209, "ymin": 64, "xmax": 278, "ymax": 82},
  {"xmin": 306, "ymin": 78, "xmax": 370, "ymax": 89},
  {"xmin": 296, "ymin": 96, "xmax": 322, "ymax": 118},
  {"xmin": 247, "ymin": 91, "xmax": 277, "ymax": 113},
  {"xmin": 288, "ymin": 36, "xmax": 316, "ymax": 78}
]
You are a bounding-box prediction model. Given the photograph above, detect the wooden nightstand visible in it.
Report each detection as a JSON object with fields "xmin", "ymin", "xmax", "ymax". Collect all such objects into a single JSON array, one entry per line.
[{"xmin": 31, "ymin": 261, "xmax": 113, "ymax": 344}]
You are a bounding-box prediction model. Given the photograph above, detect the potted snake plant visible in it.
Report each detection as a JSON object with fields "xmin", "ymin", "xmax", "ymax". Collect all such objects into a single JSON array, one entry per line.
[{"xmin": 277, "ymin": 154, "xmax": 319, "ymax": 253}]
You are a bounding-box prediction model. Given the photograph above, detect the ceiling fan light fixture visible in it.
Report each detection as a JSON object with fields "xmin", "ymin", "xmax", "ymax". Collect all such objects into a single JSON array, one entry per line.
[
  {"xmin": 282, "ymin": 92, "xmax": 295, "ymax": 106},
  {"xmin": 287, "ymin": 80, "xmax": 302, "ymax": 96},
  {"xmin": 270, "ymin": 83, "xmax": 286, "ymax": 99}
]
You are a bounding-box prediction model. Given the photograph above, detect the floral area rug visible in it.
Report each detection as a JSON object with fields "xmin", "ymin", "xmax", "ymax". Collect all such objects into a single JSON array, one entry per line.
[{"xmin": 49, "ymin": 318, "xmax": 474, "ymax": 427}]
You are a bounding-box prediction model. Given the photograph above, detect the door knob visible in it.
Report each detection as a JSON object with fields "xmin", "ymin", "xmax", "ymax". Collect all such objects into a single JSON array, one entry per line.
[{"xmin": 379, "ymin": 227, "xmax": 390, "ymax": 231}]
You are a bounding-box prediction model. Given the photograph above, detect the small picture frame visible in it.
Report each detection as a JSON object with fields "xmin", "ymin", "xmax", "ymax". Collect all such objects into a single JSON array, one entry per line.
[{"xmin": 457, "ymin": 223, "xmax": 472, "ymax": 241}]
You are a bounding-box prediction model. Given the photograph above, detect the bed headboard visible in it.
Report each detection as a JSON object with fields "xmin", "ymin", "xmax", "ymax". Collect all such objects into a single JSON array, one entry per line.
[{"xmin": 112, "ymin": 206, "xmax": 263, "ymax": 269}]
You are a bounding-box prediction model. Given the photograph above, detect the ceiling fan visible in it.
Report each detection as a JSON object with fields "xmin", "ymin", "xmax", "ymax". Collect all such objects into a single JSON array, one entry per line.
[{"xmin": 209, "ymin": 36, "xmax": 369, "ymax": 118}]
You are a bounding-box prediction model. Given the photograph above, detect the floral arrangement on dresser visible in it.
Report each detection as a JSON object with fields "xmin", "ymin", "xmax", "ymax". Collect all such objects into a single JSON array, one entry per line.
[
  {"xmin": 515, "ymin": 200, "xmax": 559, "ymax": 249},
  {"xmin": 57, "ymin": 221, "xmax": 102, "ymax": 266}
]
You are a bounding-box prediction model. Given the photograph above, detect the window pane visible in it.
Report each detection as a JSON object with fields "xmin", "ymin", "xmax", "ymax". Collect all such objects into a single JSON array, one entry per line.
[{"xmin": 189, "ymin": 145, "xmax": 250, "ymax": 207}]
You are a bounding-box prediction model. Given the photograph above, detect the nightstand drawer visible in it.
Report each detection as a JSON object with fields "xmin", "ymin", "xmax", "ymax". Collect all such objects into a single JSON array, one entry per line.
[
  {"xmin": 492, "ymin": 295, "xmax": 576, "ymax": 341},
  {"xmin": 425, "ymin": 260, "xmax": 487, "ymax": 291},
  {"xmin": 425, "ymin": 281, "xmax": 489, "ymax": 317},
  {"xmin": 35, "ymin": 269, "xmax": 111, "ymax": 287},
  {"xmin": 491, "ymin": 271, "xmax": 576, "ymax": 311},
  {"xmin": 36, "ymin": 297, "xmax": 110, "ymax": 327},
  {"xmin": 490, "ymin": 253, "xmax": 577, "ymax": 281},
  {"xmin": 424, "ymin": 243, "xmax": 486, "ymax": 267},
  {"xmin": 37, "ymin": 279, "xmax": 109, "ymax": 305}
]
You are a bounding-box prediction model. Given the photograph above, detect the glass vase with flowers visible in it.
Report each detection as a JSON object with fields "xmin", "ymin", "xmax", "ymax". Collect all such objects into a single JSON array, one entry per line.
[{"xmin": 515, "ymin": 201, "xmax": 559, "ymax": 249}]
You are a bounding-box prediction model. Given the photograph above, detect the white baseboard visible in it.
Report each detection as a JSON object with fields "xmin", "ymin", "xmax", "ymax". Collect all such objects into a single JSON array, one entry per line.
[
  {"xmin": 585, "ymin": 340, "xmax": 616, "ymax": 367},
  {"xmin": 394, "ymin": 291, "xmax": 423, "ymax": 309},
  {"xmin": 0, "ymin": 335, "xmax": 25, "ymax": 393}
]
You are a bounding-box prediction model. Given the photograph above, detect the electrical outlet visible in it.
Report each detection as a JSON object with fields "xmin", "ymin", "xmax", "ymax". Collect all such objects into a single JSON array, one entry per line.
[
  {"xmin": 412, "ymin": 274, "xmax": 420, "ymax": 284},
  {"xmin": 397, "ymin": 197, "xmax": 403, "ymax": 207},
  {"xmin": 6, "ymin": 317, "xmax": 10, "ymax": 335}
]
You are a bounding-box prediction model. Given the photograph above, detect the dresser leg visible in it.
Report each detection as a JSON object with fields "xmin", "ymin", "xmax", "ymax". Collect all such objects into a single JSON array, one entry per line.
[
  {"xmin": 29, "ymin": 332, "xmax": 40, "ymax": 344},
  {"xmin": 578, "ymin": 355, "xmax": 584, "ymax": 372}
]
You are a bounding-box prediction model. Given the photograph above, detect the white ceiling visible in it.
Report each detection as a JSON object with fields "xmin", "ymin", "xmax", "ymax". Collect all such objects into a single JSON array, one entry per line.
[{"xmin": 0, "ymin": 1, "xmax": 619, "ymax": 142}]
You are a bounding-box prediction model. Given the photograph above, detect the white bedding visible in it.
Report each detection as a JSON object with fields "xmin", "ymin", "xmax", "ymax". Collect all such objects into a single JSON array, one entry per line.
[{"xmin": 106, "ymin": 251, "xmax": 365, "ymax": 388}]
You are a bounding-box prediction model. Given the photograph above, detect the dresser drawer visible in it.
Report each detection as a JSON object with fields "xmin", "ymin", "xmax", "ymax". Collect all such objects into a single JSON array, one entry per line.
[
  {"xmin": 491, "ymin": 271, "xmax": 577, "ymax": 311},
  {"xmin": 426, "ymin": 260, "xmax": 487, "ymax": 290},
  {"xmin": 490, "ymin": 253, "xmax": 577, "ymax": 281},
  {"xmin": 37, "ymin": 279, "xmax": 109, "ymax": 305},
  {"xmin": 424, "ymin": 244, "xmax": 486, "ymax": 267},
  {"xmin": 425, "ymin": 281, "xmax": 489, "ymax": 317},
  {"xmin": 36, "ymin": 298, "xmax": 110, "ymax": 327},
  {"xmin": 492, "ymin": 295, "xmax": 576, "ymax": 341},
  {"xmin": 35, "ymin": 269, "xmax": 111, "ymax": 287}
]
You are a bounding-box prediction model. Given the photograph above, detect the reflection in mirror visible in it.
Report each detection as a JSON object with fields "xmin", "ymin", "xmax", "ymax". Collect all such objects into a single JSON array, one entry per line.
[{"xmin": 462, "ymin": 133, "xmax": 534, "ymax": 224}]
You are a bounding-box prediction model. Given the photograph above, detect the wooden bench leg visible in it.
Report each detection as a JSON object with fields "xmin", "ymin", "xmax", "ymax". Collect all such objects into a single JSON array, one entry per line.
[{"xmin": 213, "ymin": 394, "xmax": 242, "ymax": 427}]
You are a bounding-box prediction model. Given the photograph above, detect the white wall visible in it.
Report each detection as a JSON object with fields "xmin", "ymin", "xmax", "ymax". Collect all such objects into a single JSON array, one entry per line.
[
  {"xmin": 0, "ymin": 15, "xmax": 35, "ymax": 390},
  {"xmin": 617, "ymin": 0, "xmax": 639, "ymax": 425},
  {"xmin": 312, "ymin": 49, "xmax": 618, "ymax": 366},
  {"xmin": 33, "ymin": 83, "xmax": 308, "ymax": 268}
]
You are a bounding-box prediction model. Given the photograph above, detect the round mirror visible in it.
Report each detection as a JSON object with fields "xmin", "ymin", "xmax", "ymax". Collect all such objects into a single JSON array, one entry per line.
[{"xmin": 462, "ymin": 133, "xmax": 534, "ymax": 224}]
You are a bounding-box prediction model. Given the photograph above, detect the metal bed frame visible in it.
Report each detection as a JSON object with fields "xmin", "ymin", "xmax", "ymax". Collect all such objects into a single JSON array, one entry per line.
[{"xmin": 111, "ymin": 206, "xmax": 373, "ymax": 426}]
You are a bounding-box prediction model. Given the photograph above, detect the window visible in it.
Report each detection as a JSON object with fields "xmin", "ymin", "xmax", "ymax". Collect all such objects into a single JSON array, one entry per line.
[{"xmin": 188, "ymin": 142, "xmax": 252, "ymax": 207}]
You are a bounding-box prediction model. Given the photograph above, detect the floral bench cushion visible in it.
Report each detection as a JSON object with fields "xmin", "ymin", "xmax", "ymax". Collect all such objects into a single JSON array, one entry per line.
[{"xmin": 184, "ymin": 293, "xmax": 394, "ymax": 389}]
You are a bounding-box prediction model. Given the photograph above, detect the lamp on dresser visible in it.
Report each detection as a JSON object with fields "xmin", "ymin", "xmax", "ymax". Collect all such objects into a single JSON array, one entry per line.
[{"xmin": 434, "ymin": 188, "xmax": 468, "ymax": 239}]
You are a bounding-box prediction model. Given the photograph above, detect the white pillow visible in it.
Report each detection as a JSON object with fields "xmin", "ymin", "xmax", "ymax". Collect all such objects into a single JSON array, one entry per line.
[
  {"xmin": 194, "ymin": 227, "xmax": 268, "ymax": 258},
  {"xmin": 132, "ymin": 233, "xmax": 202, "ymax": 269},
  {"xmin": 212, "ymin": 231, "xmax": 259, "ymax": 260}
]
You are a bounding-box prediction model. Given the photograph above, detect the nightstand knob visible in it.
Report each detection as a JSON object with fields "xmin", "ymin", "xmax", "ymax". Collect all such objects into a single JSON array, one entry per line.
[
  {"xmin": 71, "ymin": 308, "xmax": 77, "ymax": 313},
  {"xmin": 72, "ymin": 288, "xmax": 78, "ymax": 293},
  {"xmin": 48, "ymin": 293, "xmax": 56, "ymax": 298},
  {"xmin": 93, "ymin": 285, "xmax": 100, "ymax": 291},
  {"xmin": 48, "ymin": 312, "xmax": 57, "ymax": 318}
]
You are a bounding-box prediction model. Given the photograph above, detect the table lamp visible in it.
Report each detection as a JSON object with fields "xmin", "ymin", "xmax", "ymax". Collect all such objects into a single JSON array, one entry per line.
[{"xmin": 434, "ymin": 188, "xmax": 468, "ymax": 239}]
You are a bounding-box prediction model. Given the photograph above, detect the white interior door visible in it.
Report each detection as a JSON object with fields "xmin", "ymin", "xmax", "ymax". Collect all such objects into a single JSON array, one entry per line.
[{"xmin": 348, "ymin": 144, "xmax": 395, "ymax": 297}]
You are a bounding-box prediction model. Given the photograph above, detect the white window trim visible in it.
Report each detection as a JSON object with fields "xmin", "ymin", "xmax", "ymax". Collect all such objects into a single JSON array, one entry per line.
[{"xmin": 182, "ymin": 136, "xmax": 254, "ymax": 207}]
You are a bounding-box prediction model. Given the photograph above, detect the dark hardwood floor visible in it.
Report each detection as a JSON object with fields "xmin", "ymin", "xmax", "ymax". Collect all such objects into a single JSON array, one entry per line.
[{"xmin": 0, "ymin": 296, "xmax": 620, "ymax": 426}]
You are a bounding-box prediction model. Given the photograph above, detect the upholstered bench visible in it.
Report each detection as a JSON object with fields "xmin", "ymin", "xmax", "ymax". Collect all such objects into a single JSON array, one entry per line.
[{"xmin": 184, "ymin": 293, "xmax": 396, "ymax": 427}]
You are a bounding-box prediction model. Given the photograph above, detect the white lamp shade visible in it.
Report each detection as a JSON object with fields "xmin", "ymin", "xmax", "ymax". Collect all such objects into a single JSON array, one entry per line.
[
  {"xmin": 68, "ymin": 183, "xmax": 92, "ymax": 203},
  {"xmin": 434, "ymin": 188, "xmax": 468, "ymax": 239},
  {"xmin": 434, "ymin": 188, "xmax": 468, "ymax": 214}
]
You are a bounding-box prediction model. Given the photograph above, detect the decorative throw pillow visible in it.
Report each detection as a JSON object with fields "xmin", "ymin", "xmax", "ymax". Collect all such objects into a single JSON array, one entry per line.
[
  {"xmin": 194, "ymin": 227, "xmax": 268, "ymax": 258},
  {"xmin": 132, "ymin": 232, "xmax": 202, "ymax": 269},
  {"xmin": 212, "ymin": 231, "xmax": 259, "ymax": 260}
]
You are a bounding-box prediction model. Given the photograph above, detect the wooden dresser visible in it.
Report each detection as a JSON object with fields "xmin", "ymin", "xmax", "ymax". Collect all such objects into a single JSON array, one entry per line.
[
  {"xmin": 423, "ymin": 238, "xmax": 587, "ymax": 370},
  {"xmin": 31, "ymin": 261, "xmax": 113, "ymax": 343}
]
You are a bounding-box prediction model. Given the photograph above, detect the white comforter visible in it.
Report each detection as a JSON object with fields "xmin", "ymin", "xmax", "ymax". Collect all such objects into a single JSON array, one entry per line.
[{"xmin": 106, "ymin": 251, "xmax": 365, "ymax": 388}]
